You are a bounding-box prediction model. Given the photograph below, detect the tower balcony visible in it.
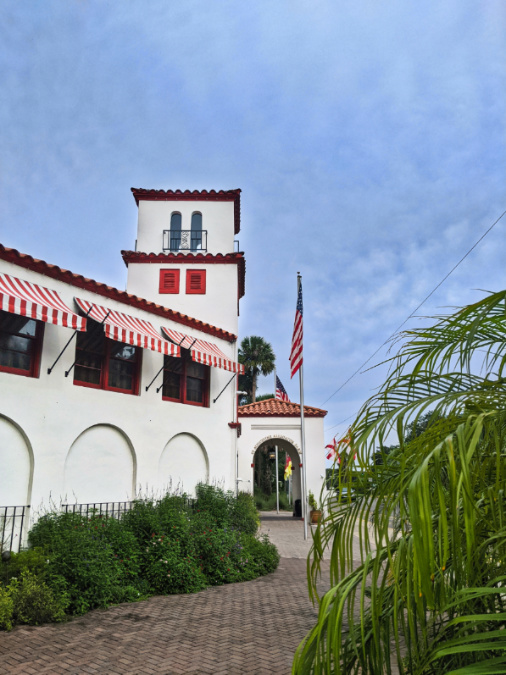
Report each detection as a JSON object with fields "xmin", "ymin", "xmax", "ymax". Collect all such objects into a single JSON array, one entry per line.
[{"xmin": 162, "ymin": 230, "xmax": 208, "ymax": 253}]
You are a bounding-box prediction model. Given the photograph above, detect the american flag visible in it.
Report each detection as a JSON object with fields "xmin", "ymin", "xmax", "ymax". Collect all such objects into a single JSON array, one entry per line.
[
  {"xmin": 290, "ymin": 279, "xmax": 303, "ymax": 378},
  {"xmin": 275, "ymin": 375, "xmax": 290, "ymax": 402}
]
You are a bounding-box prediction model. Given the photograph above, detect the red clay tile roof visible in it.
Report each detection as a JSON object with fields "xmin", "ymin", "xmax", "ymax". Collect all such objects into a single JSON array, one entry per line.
[
  {"xmin": 121, "ymin": 251, "xmax": 246, "ymax": 300},
  {"xmin": 238, "ymin": 398, "xmax": 327, "ymax": 418},
  {"xmin": 0, "ymin": 244, "xmax": 237, "ymax": 342},
  {"xmin": 130, "ymin": 188, "xmax": 242, "ymax": 235}
]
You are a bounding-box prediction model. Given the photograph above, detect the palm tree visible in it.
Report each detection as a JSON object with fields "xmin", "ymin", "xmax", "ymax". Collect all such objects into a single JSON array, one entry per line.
[
  {"xmin": 294, "ymin": 291, "xmax": 506, "ymax": 674},
  {"xmin": 238, "ymin": 336, "xmax": 275, "ymax": 403}
]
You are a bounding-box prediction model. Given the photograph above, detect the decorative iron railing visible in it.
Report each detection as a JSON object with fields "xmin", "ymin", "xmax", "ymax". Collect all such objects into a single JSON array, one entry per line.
[
  {"xmin": 162, "ymin": 230, "xmax": 207, "ymax": 252},
  {"xmin": 0, "ymin": 505, "xmax": 29, "ymax": 553},
  {"xmin": 62, "ymin": 501, "xmax": 134, "ymax": 519}
]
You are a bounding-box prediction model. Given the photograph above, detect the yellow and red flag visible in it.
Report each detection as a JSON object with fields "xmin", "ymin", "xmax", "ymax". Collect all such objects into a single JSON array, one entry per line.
[{"xmin": 284, "ymin": 455, "xmax": 292, "ymax": 479}]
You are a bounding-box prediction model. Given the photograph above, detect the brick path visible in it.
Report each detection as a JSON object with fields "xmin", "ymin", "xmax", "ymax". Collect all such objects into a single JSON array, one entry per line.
[{"xmin": 0, "ymin": 514, "xmax": 331, "ymax": 675}]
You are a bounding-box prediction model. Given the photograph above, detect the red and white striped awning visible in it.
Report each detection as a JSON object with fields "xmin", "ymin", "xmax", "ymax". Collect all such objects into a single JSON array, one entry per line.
[
  {"xmin": 0, "ymin": 273, "xmax": 87, "ymax": 331},
  {"xmin": 75, "ymin": 298, "xmax": 180, "ymax": 357},
  {"xmin": 161, "ymin": 327, "xmax": 244, "ymax": 374}
]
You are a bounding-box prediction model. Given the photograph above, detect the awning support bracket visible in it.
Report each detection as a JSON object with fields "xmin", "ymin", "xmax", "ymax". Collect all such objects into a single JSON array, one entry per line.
[
  {"xmin": 47, "ymin": 306, "xmax": 94, "ymax": 375},
  {"xmin": 213, "ymin": 372, "xmax": 237, "ymax": 404},
  {"xmin": 146, "ymin": 365, "xmax": 164, "ymax": 392},
  {"xmin": 64, "ymin": 308, "xmax": 111, "ymax": 378}
]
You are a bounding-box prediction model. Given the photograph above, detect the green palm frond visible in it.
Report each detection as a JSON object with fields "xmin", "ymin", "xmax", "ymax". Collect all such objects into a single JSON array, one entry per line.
[{"xmin": 294, "ymin": 291, "xmax": 506, "ymax": 674}]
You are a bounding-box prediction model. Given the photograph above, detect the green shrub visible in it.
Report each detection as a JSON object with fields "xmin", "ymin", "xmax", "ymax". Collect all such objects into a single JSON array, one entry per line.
[
  {"xmin": 142, "ymin": 533, "xmax": 206, "ymax": 594},
  {"xmin": 9, "ymin": 571, "xmax": 67, "ymax": 625},
  {"xmin": 230, "ymin": 492, "xmax": 260, "ymax": 535},
  {"xmin": 241, "ymin": 534, "xmax": 280, "ymax": 576},
  {"xmin": 0, "ymin": 586, "xmax": 14, "ymax": 630},
  {"xmin": 1, "ymin": 547, "xmax": 49, "ymax": 584},
  {"xmin": 29, "ymin": 512, "xmax": 127, "ymax": 614},
  {"xmin": 254, "ymin": 491, "xmax": 291, "ymax": 512}
]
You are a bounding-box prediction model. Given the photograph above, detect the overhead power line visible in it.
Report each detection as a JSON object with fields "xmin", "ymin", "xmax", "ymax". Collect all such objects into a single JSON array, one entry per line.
[{"xmin": 321, "ymin": 208, "xmax": 506, "ymax": 407}]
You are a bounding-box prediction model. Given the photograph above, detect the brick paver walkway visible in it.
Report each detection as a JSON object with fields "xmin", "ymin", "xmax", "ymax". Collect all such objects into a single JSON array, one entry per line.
[{"xmin": 0, "ymin": 514, "xmax": 331, "ymax": 675}]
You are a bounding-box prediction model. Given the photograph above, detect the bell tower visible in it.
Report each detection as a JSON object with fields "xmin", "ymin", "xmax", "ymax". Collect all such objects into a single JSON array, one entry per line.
[{"xmin": 122, "ymin": 188, "xmax": 245, "ymax": 336}]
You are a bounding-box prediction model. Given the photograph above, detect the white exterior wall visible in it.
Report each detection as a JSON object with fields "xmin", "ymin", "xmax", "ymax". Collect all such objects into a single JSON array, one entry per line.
[
  {"xmin": 0, "ymin": 260, "xmax": 239, "ymax": 521},
  {"xmin": 136, "ymin": 201, "xmax": 236, "ymax": 255},
  {"xmin": 126, "ymin": 262, "xmax": 239, "ymax": 336},
  {"xmin": 237, "ymin": 415, "xmax": 327, "ymax": 508}
]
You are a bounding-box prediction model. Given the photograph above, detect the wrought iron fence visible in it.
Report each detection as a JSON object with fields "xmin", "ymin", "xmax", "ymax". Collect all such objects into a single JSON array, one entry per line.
[
  {"xmin": 0, "ymin": 505, "xmax": 29, "ymax": 553},
  {"xmin": 62, "ymin": 501, "xmax": 134, "ymax": 519},
  {"xmin": 162, "ymin": 229, "xmax": 207, "ymax": 252}
]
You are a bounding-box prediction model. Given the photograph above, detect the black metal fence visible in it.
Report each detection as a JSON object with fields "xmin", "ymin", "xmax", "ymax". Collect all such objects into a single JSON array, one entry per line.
[
  {"xmin": 0, "ymin": 505, "xmax": 29, "ymax": 553},
  {"xmin": 62, "ymin": 501, "xmax": 134, "ymax": 519}
]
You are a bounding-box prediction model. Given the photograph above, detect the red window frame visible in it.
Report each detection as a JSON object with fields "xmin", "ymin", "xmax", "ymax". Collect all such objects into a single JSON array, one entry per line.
[
  {"xmin": 0, "ymin": 309, "xmax": 44, "ymax": 378},
  {"xmin": 186, "ymin": 269, "xmax": 206, "ymax": 295},
  {"xmin": 73, "ymin": 318, "xmax": 142, "ymax": 395},
  {"xmin": 162, "ymin": 351, "xmax": 210, "ymax": 407},
  {"xmin": 159, "ymin": 269, "xmax": 180, "ymax": 294}
]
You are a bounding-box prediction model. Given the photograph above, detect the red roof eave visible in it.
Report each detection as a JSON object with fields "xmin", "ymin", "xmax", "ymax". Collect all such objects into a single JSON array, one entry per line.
[
  {"xmin": 121, "ymin": 251, "xmax": 246, "ymax": 300},
  {"xmin": 0, "ymin": 244, "xmax": 237, "ymax": 343},
  {"xmin": 131, "ymin": 188, "xmax": 241, "ymax": 235}
]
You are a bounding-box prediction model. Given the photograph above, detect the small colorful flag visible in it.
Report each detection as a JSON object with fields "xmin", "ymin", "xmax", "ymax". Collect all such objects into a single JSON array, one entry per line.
[
  {"xmin": 275, "ymin": 375, "xmax": 290, "ymax": 402},
  {"xmin": 290, "ymin": 279, "xmax": 303, "ymax": 378},
  {"xmin": 325, "ymin": 429, "xmax": 353, "ymax": 461},
  {"xmin": 284, "ymin": 455, "xmax": 292, "ymax": 479}
]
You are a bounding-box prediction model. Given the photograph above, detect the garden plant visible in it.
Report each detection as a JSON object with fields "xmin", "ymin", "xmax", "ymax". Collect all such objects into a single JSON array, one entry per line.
[
  {"xmin": 0, "ymin": 485, "xmax": 278, "ymax": 630},
  {"xmin": 294, "ymin": 291, "xmax": 506, "ymax": 674}
]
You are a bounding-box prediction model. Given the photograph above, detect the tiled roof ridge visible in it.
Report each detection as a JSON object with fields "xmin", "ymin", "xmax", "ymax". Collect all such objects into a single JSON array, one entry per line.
[
  {"xmin": 0, "ymin": 243, "xmax": 237, "ymax": 342},
  {"xmin": 238, "ymin": 397, "xmax": 327, "ymax": 418},
  {"xmin": 130, "ymin": 187, "xmax": 241, "ymax": 234}
]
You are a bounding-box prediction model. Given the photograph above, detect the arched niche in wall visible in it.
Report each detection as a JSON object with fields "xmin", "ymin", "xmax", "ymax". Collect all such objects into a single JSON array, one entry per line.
[
  {"xmin": 64, "ymin": 424, "xmax": 136, "ymax": 504},
  {"xmin": 0, "ymin": 415, "xmax": 33, "ymax": 506},
  {"xmin": 158, "ymin": 433, "xmax": 208, "ymax": 496}
]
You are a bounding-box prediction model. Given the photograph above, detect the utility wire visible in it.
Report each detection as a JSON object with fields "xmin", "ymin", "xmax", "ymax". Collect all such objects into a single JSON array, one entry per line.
[{"xmin": 321, "ymin": 209, "xmax": 506, "ymax": 407}]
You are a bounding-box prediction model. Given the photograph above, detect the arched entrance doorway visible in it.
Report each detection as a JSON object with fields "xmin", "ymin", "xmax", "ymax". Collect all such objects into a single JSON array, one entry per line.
[{"xmin": 251, "ymin": 436, "xmax": 301, "ymax": 515}]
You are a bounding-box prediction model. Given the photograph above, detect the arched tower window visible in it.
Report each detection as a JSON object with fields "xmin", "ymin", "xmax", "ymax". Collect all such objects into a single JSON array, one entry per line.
[
  {"xmin": 170, "ymin": 212, "xmax": 182, "ymax": 251},
  {"xmin": 190, "ymin": 212, "xmax": 202, "ymax": 252}
]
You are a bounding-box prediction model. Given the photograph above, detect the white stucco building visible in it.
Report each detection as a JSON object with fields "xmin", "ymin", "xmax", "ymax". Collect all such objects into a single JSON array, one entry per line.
[{"xmin": 0, "ymin": 187, "xmax": 326, "ymax": 550}]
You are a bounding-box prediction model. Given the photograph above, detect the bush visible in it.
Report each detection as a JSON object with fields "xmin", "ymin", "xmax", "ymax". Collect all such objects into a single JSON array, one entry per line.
[
  {"xmin": 230, "ymin": 492, "xmax": 260, "ymax": 535},
  {"xmin": 16, "ymin": 487, "xmax": 278, "ymax": 625},
  {"xmin": 0, "ymin": 586, "xmax": 14, "ymax": 631},
  {"xmin": 8, "ymin": 571, "xmax": 67, "ymax": 625}
]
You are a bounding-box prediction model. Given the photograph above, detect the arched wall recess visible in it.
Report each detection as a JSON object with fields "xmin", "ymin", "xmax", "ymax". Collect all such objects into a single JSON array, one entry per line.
[
  {"xmin": 159, "ymin": 433, "xmax": 209, "ymax": 496},
  {"xmin": 0, "ymin": 414, "xmax": 34, "ymax": 507},
  {"xmin": 64, "ymin": 424, "xmax": 137, "ymax": 504}
]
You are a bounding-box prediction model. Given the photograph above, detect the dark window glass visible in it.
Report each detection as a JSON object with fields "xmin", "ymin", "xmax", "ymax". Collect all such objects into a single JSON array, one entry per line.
[
  {"xmin": 190, "ymin": 212, "xmax": 202, "ymax": 251},
  {"xmin": 0, "ymin": 311, "xmax": 42, "ymax": 376},
  {"xmin": 74, "ymin": 318, "xmax": 140, "ymax": 394},
  {"xmin": 162, "ymin": 351, "xmax": 208, "ymax": 406},
  {"xmin": 170, "ymin": 213, "xmax": 182, "ymax": 251}
]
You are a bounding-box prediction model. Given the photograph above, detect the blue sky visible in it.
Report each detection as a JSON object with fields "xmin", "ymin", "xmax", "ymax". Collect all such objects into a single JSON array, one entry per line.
[{"xmin": 1, "ymin": 1, "xmax": 505, "ymax": 448}]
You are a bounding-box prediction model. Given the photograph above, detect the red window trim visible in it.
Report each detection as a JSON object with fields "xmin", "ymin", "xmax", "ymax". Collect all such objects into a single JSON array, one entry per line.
[
  {"xmin": 161, "ymin": 353, "xmax": 210, "ymax": 408},
  {"xmin": 186, "ymin": 269, "xmax": 206, "ymax": 295},
  {"xmin": 159, "ymin": 269, "xmax": 180, "ymax": 294},
  {"xmin": 73, "ymin": 321, "xmax": 142, "ymax": 396},
  {"xmin": 0, "ymin": 311, "xmax": 44, "ymax": 379}
]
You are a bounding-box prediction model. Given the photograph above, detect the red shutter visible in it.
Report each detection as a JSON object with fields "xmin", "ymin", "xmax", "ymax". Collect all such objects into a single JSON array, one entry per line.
[
  {"xmin": 159, "ymin": 269, "xmax": 180, "ymax": 294},
  {"xmin": 186, "ymin": 269, "xmax": 206, "ymax": 295}
]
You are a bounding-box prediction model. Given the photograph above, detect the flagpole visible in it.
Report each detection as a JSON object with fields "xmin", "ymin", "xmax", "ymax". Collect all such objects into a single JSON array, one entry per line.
[
  {"xmin": 275, "ymin": 445, "xmax": 279, "ymax": 514},
  {"xmin": 296, "ymin": 272, "xmax": 308, "ymax": 541}
]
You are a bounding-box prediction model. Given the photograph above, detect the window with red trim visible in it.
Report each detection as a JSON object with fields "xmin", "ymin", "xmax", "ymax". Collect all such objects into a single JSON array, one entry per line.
[
  {"xmin": 162, "ymin": 350, "xmax": 209, "ymax": 407},
  {"xmin": 186, "ymin": 269, "xmax": 206, "ymax": 294},
  {"xmin": 0, "ymin": 309, "xmax": 44, "ymax": 378},
  {"xmin": 73, "ymin": 318, "xmax": 141, "ymax": 395},
  {"xmin": 159, "ymin": 269, "xmax": 180, "ymax": 294}
]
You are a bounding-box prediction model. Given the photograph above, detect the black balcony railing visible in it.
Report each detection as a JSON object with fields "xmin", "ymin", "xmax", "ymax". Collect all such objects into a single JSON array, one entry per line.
[
  {"xmin": 0, "ymin": 505, "xmax": 29, "ymax": 553},
  {"xmin": 163, "ymin": 230, "xmax": 207, "ymax": 253}
]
